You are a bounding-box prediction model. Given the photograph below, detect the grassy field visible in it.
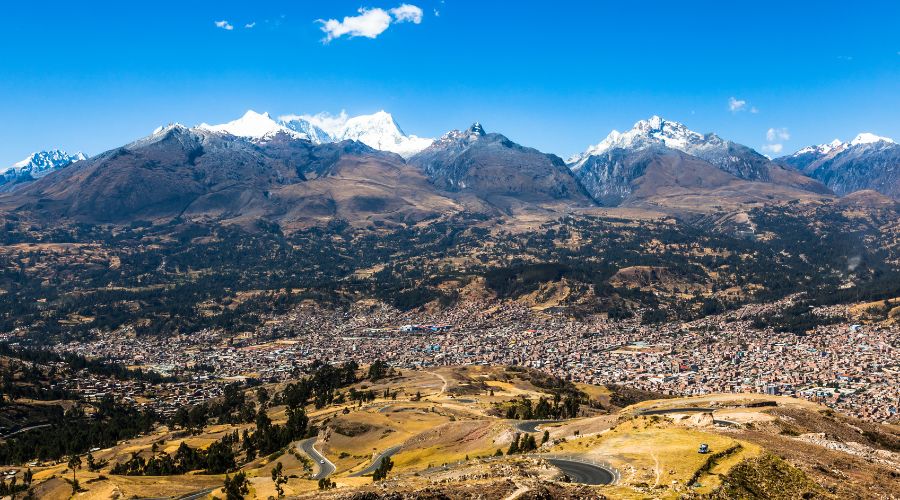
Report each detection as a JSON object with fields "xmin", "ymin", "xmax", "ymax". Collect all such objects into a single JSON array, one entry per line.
[{"xmin": 19, "ymin": 364, "xmax": 896, "ymax": 499}]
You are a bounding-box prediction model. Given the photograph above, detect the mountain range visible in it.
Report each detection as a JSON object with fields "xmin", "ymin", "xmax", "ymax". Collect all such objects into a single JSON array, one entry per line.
[
  {"xmin": 776, "ymin": 133, "xmax": 899, "ymax": 199},
  {"xmin": 1, "ymin": 149, "xmax": 85, "ymax": 192},
  {"xmin": 2, "ymin": 112, "xmax": 896, "ymax": 227},
  {"xmin": 197, "ymin": 110, "xmax": 433, "ymax": 158}
]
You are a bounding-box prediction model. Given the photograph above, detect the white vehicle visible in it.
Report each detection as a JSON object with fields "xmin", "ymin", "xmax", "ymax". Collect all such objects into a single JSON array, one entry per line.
[{"xmin": 319, "ymin": 459, "xmax": 325, "ymax": 464}]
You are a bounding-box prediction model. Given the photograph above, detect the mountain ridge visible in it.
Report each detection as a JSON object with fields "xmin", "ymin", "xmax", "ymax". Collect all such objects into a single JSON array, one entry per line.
[
  {"xmin": 198, "ymin": 109, "xmax": 433, "ymax": 158},
  {"xmin": 1, "ymin": 149, "xmax": 87, "ymax": 192},
  {"xmin": 778, "ymin": 132, "xmax": 899, "ymax": 198}
]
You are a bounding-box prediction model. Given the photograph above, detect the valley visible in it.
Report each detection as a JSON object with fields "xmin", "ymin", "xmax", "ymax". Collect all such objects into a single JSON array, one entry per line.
[{"xmin": 0, "ymin": 112, "xmax": 897, "ymax": 499}]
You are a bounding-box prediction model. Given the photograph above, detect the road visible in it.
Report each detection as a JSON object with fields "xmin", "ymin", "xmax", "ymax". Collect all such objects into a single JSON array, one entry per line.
[
  {"xmin": 427, "ymin": 371, "xmax": 448, "ymax": 396},
  {"xmin": 0, "ymin": 423, "xmax": 51, "ymax": 439},
  {"xmin": 546, "ymin": 458, "xmax": 615, "ymax": 485},
  {"xmin": 298, "ymin": 437, "xmax": 335, "ymax": 480},
  {"xmin": 513, "ymin": 419, "xmax": 560, "ymax": 433},
  {"xmin": 349, "ymin": 445, "xmax": 402, "ymax": 477},
  {"xmin": 175, "ymin": 488, "xmax": 216, "ymax": 500}
]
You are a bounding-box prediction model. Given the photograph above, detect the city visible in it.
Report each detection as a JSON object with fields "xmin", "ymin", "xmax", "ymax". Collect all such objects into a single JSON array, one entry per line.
[{"xmin": 18, "ymin": 296, "xmax": 896, "ymax": 425}]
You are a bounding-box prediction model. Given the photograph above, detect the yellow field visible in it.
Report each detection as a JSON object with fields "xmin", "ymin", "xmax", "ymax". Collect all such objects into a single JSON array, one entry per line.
[{"xmin": 19, "ymin": 365, "xmax": 866, "ymax": 499}]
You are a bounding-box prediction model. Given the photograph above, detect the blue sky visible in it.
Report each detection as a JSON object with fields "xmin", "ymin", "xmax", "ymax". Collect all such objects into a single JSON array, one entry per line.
[{"xmin": 1, "ymin": 1, "xmax": 898, "ymax": 166}]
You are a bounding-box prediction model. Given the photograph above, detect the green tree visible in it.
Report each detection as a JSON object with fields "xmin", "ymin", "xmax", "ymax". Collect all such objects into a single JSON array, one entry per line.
[
  {"xmin": 256, "ymin": 387, "xmax": 270, "ymax": 409},
  {"xmin": 223, "ymin": 471, "xmax": 249, "ymax": 500},
  {"xmin": 270, "ymin": 462, "xmax": 287, "ymax": 497},
  {"xmin": 506, "ymin": 433, "xmax": 520, "ymax": 455},
  {"xmin": 372, "ymin": 456, "xmax": 394, "ymax": 481},
  {"xmin": 67, "ymin": 455, "xmax": 82, "ymax": 493},
  {"xmin": 367, "ymin": 360, "xmax": 389, "ymax": 381}
]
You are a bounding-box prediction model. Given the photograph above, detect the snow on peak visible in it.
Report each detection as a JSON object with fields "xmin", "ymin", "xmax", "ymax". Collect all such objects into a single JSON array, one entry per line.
[
  {"xmin": 569, "ymin": 116, "xmax": 714, "ymax": 166},
  {"xmin": 197, "ymin": 110, "xmax": 302, "ymax": 140},
  {"xmin": 335, "ymin": 111, "xmax": 433, "ymax": 158},
  {"xmin": 850, "ymin": 132, "xmax": 894, "ymax": 146},
  {"xmin": 3, "ymin": 149, "xmax": 86, "ymax": 180},
  {"xmin": 791, "ymin": 133, "xmax": 894, "ymax": 158},
  {"xmin": 279, "ymin": 114, "xmax": 335, "ymax": 144},
  {"xmin": 794, "ymin": 139, "xmax": 846, "ymax": 156},
  {"xmin": 152, "ymin": 123, "xmax": 187, "ymax": 136},
  {"xmin": 198, "ymin": 109, "xmax": 432, "ymax": 157}
]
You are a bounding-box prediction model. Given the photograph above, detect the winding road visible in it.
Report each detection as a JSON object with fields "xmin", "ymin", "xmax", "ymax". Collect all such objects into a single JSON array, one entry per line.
[
  {"xmin": 513, "ymin": 419, "xmax": 560, "ymax": 433},
  {"xmin": 350, "ymin": 445, "xmax": 402, "ymax": 477},
  {"xmin": 298, "ymin": 437, "xmax": 335, "ymax": 480},
  {"xmin": 546, "ymin": 458, "xmax": 615, "ymax": 485}
]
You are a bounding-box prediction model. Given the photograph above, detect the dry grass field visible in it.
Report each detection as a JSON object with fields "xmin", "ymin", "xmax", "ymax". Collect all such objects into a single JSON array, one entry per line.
[{"xmin": 16, "ymin": 365, "xmax": 900, "ymax": 499}]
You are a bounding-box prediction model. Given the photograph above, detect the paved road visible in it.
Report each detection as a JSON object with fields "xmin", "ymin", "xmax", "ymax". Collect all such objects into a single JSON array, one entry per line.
[
  {"xmin": 175, "ymin": 488, "xmax": 216, "ymax": 500},
  {"xmin": 546, "ymin": 458, "xmax": 614, "ymax": 485},
  {"xmin": 350, "ymin": 445, "xmax": 402, "ymax": 477},
  {"xmin": 0, "ymin": 423, "xmax": 51, "ymax": 439},
  {"xmin": 513, "ymin": 419, "xmax": 560, "ymax": 433},
  {"xmin": 298, "ymin": 437, "xmax": 335, "ymax": 479}
]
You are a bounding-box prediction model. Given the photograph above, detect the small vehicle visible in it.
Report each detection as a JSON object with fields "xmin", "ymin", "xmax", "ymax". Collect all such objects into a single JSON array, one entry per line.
[
  {"xmin": 320, "ymin": 459, "xmax": 326, "ymax": 464},
  {"xmin": 698, "ymin": 443, "xmax": 709, "ymax": 454}
]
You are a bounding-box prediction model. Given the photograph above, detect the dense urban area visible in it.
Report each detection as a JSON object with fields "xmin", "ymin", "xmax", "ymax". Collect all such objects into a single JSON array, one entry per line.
[{"xmin": 8, "ymin": 295, "xmax": 895, "ymax": 425}]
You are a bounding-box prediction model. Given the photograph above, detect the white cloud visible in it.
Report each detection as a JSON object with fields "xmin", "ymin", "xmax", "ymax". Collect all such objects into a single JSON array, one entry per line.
[
  {"xmin": 766, "ymin": 127, "xmax": 790, "ymax": 142},
  {"xmin": 728, "ymin": 97, "xmax": 747, "ymax": 113},
  {"xmin": 318, "ymin": 4, "xmax": 423, "ymax": 42},
  {"xmin": 761, "ymin": 143, "xmax": 783, "ymax": 154},
  {"xmin": 214, "ymin": 20, "xmax": 234, "ymax": 31},
  {"xmin": 750, "ymin": 106, "xmax": 759, "ymax": 114},
  {"xmin": 245, "ymin": 22, "xmax": 256, "ymax": 29},
  {"xmin": 390, "ymin": 4, "xmax": 424, "ymax": 23}
]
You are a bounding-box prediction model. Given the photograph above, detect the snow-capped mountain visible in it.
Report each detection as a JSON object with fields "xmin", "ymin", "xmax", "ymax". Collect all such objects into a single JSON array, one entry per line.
[
  {"xmin": 334, "ymin": 111, "xmax": 432, "ymax": 159},
  {"xmin": 569, "ymin": 116, "xmax": 773, "ymax": 181},
  {"xmin": 850, "ymin": 133, "xmax": 895, "ymax": 147},
  {"xmin": 279, "ymin": 115, "xmax": 334, "ymax": 144},
  {"xmin": 792, "ymin": 139, "xmax": 847, "ymax": 157},
  {"xmin": 195, "ymin": 110, "xmax": 433, "ymax": 158},
  {"xmin": 568, "ymin": 116, "xmax": 830, "ymax": 199},
  {"xmin": 569, "ymin": 116, "xmax": 709, "ymax": 165},
  {"xmin": 1, "ymin": 149, "xmax": 86, "ymax": 190},
  {"xmin": 779, "ymin": 133, "xmax": 898, "ymax": 199},
  {"xmin": 197, "ymin": 110, "xmax": 306, "ymax": 140}
]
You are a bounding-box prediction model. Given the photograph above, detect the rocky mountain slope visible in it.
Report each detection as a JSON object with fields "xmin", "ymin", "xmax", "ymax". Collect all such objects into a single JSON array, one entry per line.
[
  {"xmin": 408, "ymin": 123, "xmax": 594, "ymax": 210},
  {"xmin": 3, "ymin": 113, "xmax": 897, "ymax": 230},
  {"xmin": 2, "ymin": 125, "xmax": 455, "ymax": 227},
  {"xmin": 569, "ymin": 116, "xmax": 828, "ymax": 193},
  {"xmin": 778, "ymin": 133, "xmax": 899, "ymax": 199},
  {"xmin": 568, "ymin": 117, "xmax": 830, "ymax": 207}
]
